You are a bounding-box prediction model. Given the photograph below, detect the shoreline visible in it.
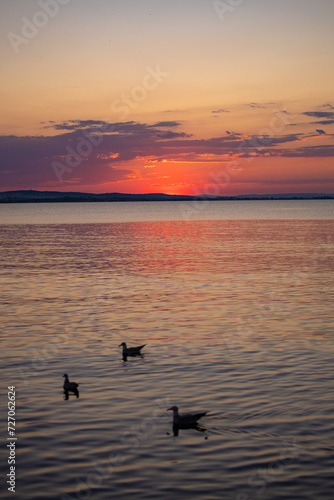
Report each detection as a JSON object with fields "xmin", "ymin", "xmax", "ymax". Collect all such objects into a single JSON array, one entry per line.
[{"xmin": 1, "ymin": 196, "xmax": 333, "ymax": 204}]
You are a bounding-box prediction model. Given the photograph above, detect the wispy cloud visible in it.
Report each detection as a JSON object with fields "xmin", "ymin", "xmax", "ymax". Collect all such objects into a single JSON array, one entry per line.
[
  {"xmin": 311, "ymin": 120, "xmax": 334, "ymax": 125},
  {"xmin": 44, "ymin": 120, "xmax": 111, "ymax": 131},
  {"xmin": 246, "ymin": 102, "xmax": 275, "ymax": 109},
  {"xmin": 303, "ymin": 111, "xmax": 334, "ymax": 119},
  {"xmin": 319, "ymin": 103, "xmax": 334, "ymax": 110},
  {"xmin": 272, "ymin": 145, "xmax": 334, "ymax": 158},
  {"xmin": 148, "ymin": 121, "xmax": 181, "ymax": 128},
  {"xmin": 212, "ymin": 109, "xmax": 230, "ymax": 114},
  {"xmin": 288, "ymin": 109, "xmax": 334, "ymax": 127}
]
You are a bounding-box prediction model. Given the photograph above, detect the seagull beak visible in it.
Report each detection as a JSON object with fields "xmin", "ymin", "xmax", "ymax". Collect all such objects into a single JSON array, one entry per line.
[{"xmin": 167, "ymin": 407, "xmax": 173, "ymax": 411}]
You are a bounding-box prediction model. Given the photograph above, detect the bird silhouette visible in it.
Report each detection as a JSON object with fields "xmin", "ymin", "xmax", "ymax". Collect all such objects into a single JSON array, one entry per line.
[
  {"xmin": 63, "ymin": 373, "xmax": 79, "ymax": 399},
  {"xmin": 167, "ymin": 406, "xmax": 207, "ymax": 425},
  {"xmin": 119, "ymin": 342, "xmax": 145, "ymax": 358},
  {"xmin": 167, "ymin": 406, "xmax": 207, "ymax": 436}
]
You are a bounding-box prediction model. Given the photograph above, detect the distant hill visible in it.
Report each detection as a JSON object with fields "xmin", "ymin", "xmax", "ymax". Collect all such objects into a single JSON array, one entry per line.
[
  {"xmin": 0, "ymin": 190, "xmax": 193, "ymax": 202},
  {"xmin": 0, "ymin": 190, "xmax": 333, "ymax": 203}
]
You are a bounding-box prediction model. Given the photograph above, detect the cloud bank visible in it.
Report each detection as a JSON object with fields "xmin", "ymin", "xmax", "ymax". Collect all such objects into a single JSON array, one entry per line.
[{"xmin": 0, "ymin": 117, "xmax": 333, "ymax": 191}]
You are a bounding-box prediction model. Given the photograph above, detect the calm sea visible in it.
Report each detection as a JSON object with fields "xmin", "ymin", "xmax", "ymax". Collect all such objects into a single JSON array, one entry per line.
[{"xmin": 0, "ymin": 200, "xmax": 333, "ymax": 500}]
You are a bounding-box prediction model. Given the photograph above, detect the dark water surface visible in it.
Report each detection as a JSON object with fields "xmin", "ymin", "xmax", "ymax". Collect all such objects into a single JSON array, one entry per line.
[{"xmin": 0, "ymin": 201, "xmax": 333, "ymax": 499}]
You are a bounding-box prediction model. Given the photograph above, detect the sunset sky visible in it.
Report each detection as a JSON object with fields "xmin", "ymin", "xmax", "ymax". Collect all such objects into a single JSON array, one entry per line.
[{"xmin": 1, "ymin": 0, "xmax": 333, "ymax": 195}]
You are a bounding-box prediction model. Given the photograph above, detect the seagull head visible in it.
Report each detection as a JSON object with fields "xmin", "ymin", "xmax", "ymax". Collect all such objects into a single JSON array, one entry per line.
[
  {"xmin": 167, "ymin": 406, "xmax": 178, "ymax": 412},
  {"xmin": 63, "ymin": 373, "xmax": 68, "ymax": 378},
  {"xmin": 119, "ymin": 342, "xmax": 126, "ymax": 347}
]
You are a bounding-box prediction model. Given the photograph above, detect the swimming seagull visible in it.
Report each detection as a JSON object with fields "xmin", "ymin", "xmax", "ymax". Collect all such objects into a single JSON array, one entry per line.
[
  {"xmin": 167, "ymin": 406, "xmax": 207, "ymax": 425},
  {"xmin": 63, "ymin": 373, "xmax": 79, "ymax": 398},
  {"xmin": 119, "ymin": 342, "xmax": 146, "ymax": 357}
]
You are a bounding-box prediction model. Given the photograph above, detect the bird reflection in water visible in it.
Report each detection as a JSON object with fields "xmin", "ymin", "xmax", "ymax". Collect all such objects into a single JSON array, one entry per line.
[{"xmin": 172, "ymin": 422, "xmax": 207, "ymax": 437}]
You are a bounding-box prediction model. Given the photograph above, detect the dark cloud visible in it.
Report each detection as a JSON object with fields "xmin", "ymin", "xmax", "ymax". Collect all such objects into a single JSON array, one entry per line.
[
  {"xmin": 1, "ymin": 119, "xmax": 333, "ymax": 190},
  {"xmin": 311, "ymin": 119, "xmax": 334, "ymax": 125},
  {"xmin": 0, "ymin": 120, "xmax": 192, "ymax": 189},
  {"xmin": 236, "ymin": 133, "xmax": 302, "ymax": 151},
  {"xmin": 0, "ymin": 132, "xmax": 131, "ymax": 189},
  {"xmin": 303, "ymin": 111, "xmax": 334, "ymax": 119},
  {"xmin": 155, "ymin": 131, "xmax": 192, "ymax": 139},
  {"xmin": 225, "ymin": 130, "xmax": 245, "ymax": 139},
  {"xmin": 45, "ymin": 119, "xmax": 112, "ymax": 130},
  {"xmin": 272, "ymin": 145, "xmax": 334, "ymax": 158},
  {"xmin": 212, "ymin": 109, "xmax": 229, "ymax": 114},
  {"xmin": 288, "ymin": 109, "xmax": 334, "ymax": 127},
  {"xmin": 47, "ymin": 120, "xmax": 184, "ymax": 136},
  {"xmin": 247, "ymin": 103, "xmax": 266, "ymax": 109},
  {"xmin": 149, "ymin": 121, "xmax": 181, "ymax": 128},
  {"xmin": 320, "ymin": 103, "xmax": 334, "ymax": 109},
  {"xmin": 316, "ymin": 129, "xmax": 326, "ymax": 135},
  {"xmin": 247, "ymin": 102, "xmax": 276, "ymax": 110}
]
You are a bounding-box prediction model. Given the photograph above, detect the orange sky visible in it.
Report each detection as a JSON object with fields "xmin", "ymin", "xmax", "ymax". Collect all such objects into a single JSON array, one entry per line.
[{"xmin": 0, "ymin": 0, "xmax": 333, "ymax": 195}]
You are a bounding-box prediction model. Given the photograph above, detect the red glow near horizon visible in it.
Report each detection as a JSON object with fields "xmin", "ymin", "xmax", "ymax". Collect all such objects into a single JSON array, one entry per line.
[{"xmin": 2, "ymin": 146, "xmax": 334, "ymax": 196}]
